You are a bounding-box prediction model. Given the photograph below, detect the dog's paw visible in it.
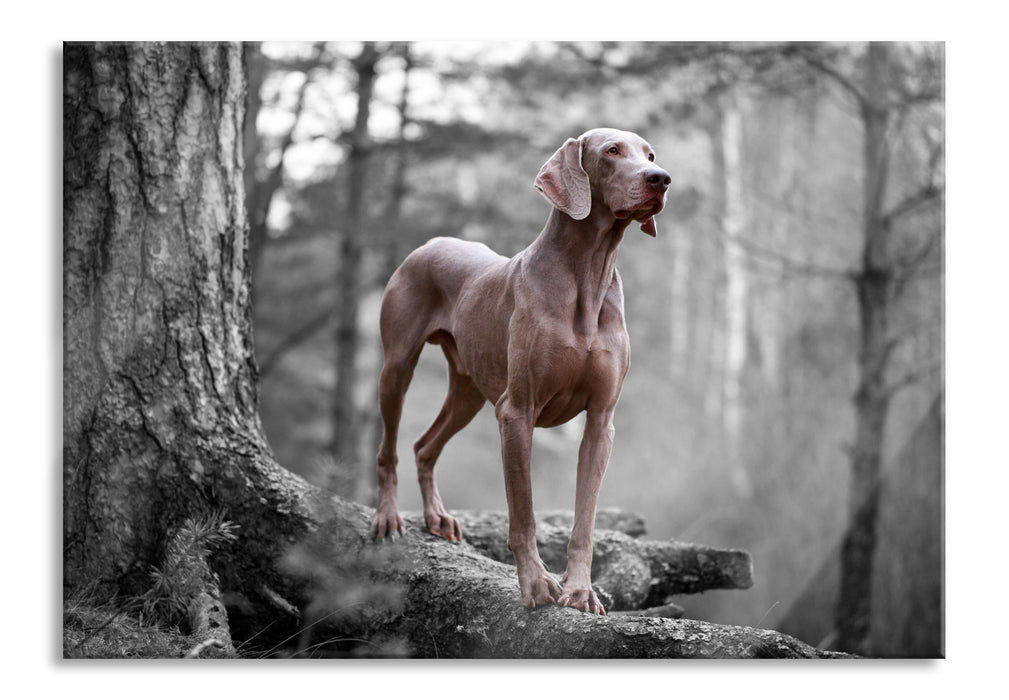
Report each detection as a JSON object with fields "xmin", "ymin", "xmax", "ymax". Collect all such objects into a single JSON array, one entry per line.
[
  {"xmin": 519, "ymin": 571, "xmax": 563, "ymax": 609},
  {"xmin": 424, "ymin": 509, "xmax": 463, "ymax": 543},
  {"xmin": 372, "ymin": 509, "xmax": 406, "ymax": 540},
  {"xmin": 558, "ymin": 587, "xmax": 606, "ymax": 615}
]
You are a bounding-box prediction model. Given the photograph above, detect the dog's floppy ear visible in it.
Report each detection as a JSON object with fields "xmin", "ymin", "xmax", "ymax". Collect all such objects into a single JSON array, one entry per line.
[{"xmin": 534, "ymin": 137, "xmax": 590, "ymax": 220}]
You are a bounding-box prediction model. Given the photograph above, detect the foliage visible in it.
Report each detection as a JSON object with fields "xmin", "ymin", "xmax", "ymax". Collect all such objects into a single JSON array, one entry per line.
[
  {"xmin": 277, "ymin": 528, "xmax": 409, "ymax": 658},
  {"xmin": 140, "ymin": 510, "xmax": 239, "ymax": 632}
]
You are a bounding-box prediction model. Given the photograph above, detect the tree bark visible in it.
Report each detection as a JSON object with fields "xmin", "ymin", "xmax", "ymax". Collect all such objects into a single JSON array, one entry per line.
[
  {"xmin": 242, "ymin": 41, "xmax": 267, "ymax": 269},
  {"xmin": 63, "ymin": 40, "xmax": 317, "ymax": 632}
]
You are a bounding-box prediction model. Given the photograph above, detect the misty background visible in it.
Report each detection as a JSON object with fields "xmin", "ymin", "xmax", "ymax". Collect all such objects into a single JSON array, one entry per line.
[{"xmin": 243, "ymin": 41, "xmax": 943, "ymax": 656}]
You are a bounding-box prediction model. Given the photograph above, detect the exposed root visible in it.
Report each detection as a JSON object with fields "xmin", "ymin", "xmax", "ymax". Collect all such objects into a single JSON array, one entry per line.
[{"xmin": 185, "ymin": 637, "xmax": 226, "ymax": 658}]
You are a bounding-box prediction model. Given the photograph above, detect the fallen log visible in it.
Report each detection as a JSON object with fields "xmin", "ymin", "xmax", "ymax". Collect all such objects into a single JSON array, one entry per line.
[
  {"xmin": 276, "ymin": 498, "xmax": 846, "ymax": 659},
  {"xmin": 539, "ymin": 506, "xmax": 648, "ymax": 537},
  {"xmin": 609, "ymin": 602, "xmax": 685, "ymax": 619},
  {"xmin": 404, "ymin": 510, "xmax": 753, "ymax": 611}
]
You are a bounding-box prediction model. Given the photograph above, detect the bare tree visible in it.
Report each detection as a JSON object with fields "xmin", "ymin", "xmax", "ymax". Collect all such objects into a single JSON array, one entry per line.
[
  {"xmin": 63, "ymin": 41, "xmax": 314, "ymax": 653},
  {"xmin": 792, "ymin": 41, "xmax": 943, "ymax": 654},
  {"xmin": 706, "ymin": 85, "xmax": 752, "ymax": 497},
  {"xmin": 331, "ymin": 41, "xmax": 380, "ymax": 471},
  {"xmin": 245, "ymin": 42, "xmax": 327, "ymax": 274},
  {"xmin": 364, "ymin": 42, "xmax": 416, "ymax": 503}
]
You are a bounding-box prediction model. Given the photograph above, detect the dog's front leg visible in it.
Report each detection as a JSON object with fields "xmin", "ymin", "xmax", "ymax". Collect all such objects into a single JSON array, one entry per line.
[
  {"xmin": 496, "ymin": 395, "xmax": 563, "ymax": 608},
  {"xmin": 558, "ymin": 408, "xmax": 614, "ymax": 615}
]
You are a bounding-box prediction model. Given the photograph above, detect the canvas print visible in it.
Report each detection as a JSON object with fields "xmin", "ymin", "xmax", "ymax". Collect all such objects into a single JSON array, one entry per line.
[{"xmin": 63, "ymin": 41, "xmax": 943, "ymax": 659}]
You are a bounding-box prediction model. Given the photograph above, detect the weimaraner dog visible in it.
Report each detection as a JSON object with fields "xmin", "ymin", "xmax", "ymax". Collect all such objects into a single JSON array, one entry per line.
[{"xmin": 372, "ymin": 128, "xmax": 670, "ymax": 614}]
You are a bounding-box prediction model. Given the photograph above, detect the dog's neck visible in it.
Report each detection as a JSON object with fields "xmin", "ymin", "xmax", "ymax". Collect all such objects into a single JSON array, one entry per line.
[{"xmin": 526, "ymin": 207, "xmax": 630, "ymax": 335}]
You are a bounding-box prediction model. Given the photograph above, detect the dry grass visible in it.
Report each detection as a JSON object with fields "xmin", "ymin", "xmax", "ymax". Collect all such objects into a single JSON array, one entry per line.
[{"xmin": 63, "ymin": 593, "xmax": 199, "ymax": 659}]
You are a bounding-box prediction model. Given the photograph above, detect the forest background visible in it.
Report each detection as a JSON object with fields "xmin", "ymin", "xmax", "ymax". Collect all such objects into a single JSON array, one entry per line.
[{"xmin": 247, "ymin": 39, "xmax": 942, "ymax": 656}]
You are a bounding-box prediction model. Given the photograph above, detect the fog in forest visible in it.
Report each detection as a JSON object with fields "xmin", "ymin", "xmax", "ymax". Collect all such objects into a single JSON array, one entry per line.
[{"xmin": 246, "ymin": 41, "xmax": 943, "ymax": 656}]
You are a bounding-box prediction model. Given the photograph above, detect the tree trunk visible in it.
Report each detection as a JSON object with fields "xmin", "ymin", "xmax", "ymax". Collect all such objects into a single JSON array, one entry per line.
[
  {"xmin": 720, "ymin": 90, "xmax": 751, "ymax": 497},
  {"xmin": 835, "ymin": 41, "xmax": 896, "ymax": 655},
  {"xmin": 242, "ymin": 42, "xmax": 267, "ymax": 270},
  {"xmin": 332, "ymin": 42, "xmax": 379, "ymax": 472},
  {"xmin": 365, "ymin": 43, "xmax": 414, "ymax": 504},
  {"xmin": 245, "ymin": 42, "xmax": 326, "ymax": 277},
  {"xmin": 63, "ymin": 41, "xmax": 318, "ymax": 649},
  {"xmin": 707, "ymin": 88, "xmax": 751, "ymax": 495}
]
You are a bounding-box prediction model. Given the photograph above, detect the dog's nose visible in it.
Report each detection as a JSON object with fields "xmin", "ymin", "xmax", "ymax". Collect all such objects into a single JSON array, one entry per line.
[{"xmin": 645, "ymin": 168, "xmax": 671, "ymax": 194}]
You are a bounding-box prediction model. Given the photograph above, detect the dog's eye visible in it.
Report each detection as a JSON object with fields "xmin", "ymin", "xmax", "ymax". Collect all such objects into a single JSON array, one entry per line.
[
  {"xmin": 607, "ymin": 146, "xmax": 619, "ymax": 155},
  {"xmin": 647, "ymin": 153, "xmax": 655, "ymax": 162}
]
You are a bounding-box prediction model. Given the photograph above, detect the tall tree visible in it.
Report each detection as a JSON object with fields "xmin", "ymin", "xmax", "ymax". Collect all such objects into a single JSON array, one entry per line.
[
  {"xmin": 331, "ymin": 41, "xmax": 380, "ymax": 470},
  {"xmin": 794, "ymin": 42, "xmax": 943, "ymax": 654},
  {"xmin": 364, "ymin": 42, "xmax": 416, "ymax": 503},
  {"xmin": 63, "ymin": 41, "xmax": 317, "ymax": 652},
  {"xmin": 708, "ymin": 86, "xmax": 752, "ymax": 497},
  {"xmin": 244, "ymin": 42, "xmax": 327, "ymax": 275}
]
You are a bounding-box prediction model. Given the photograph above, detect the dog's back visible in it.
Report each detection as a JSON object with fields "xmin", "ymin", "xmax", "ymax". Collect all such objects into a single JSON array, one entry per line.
[{"xmin": 380, "ymin": 236, "xmax": 507, "ymax": 350}]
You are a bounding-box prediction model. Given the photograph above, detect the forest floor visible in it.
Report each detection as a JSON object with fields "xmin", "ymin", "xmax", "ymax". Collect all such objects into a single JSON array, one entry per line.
[{"xmin": 63, "ymin": 596, "xmax": 238, "ymax": 659}]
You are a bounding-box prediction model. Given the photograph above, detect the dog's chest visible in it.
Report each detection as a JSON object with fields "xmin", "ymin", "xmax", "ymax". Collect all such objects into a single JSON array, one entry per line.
[{"xmin": 531, "ymin": 320, "xmax": 629, "ymax": 425}]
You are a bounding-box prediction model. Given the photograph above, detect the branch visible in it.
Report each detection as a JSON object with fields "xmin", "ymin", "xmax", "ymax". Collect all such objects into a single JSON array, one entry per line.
[
  {"xmin": 715, "ymin": 228, "xmax": 854, "ymax": 281},
  {"xmin": 894, "ymin": 224, "xmax": 943, "ymax": 295},
  {"xmin": 249, "ymin": 42, "xmax": 327, "ymax": 268},
  {"xmin": 257, "ymin": 308, "xmax": 336, "ymax": 378},
  {"xmin": 184, "ymin": 638, "xmax": 226, "ymax": 659},
  {"xmin": 539, "ymin": 506, "xmax": 647, "ymax": 538},
  {"xmin": 882, "ymin": 184, "xmax": 943, "ymax": 230},
  {"xmin": 884, "ymin": 360, "xmax": 942, "ymax": 397},
  {"xmin": 788, "ymin": 43, "xmax": 868, "ymax": 109}
]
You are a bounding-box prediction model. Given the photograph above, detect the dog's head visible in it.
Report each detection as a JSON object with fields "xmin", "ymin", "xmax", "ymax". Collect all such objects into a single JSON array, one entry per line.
[{"xmin": 534, "ymin": 127, "xmax": 670, "ymax": 236}]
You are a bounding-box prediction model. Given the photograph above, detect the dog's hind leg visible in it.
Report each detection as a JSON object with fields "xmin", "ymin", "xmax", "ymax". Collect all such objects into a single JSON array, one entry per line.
[
  {"xmin": 372, "ymin": 351, "xmax": 420, "ymax": 538},
  {"xmin": 413, "ymin": 334, "xmax": 486, "ymax": 542},
  {"xmin": 372, "ymin": 282, "xmax": 433, "ymax": 539}
]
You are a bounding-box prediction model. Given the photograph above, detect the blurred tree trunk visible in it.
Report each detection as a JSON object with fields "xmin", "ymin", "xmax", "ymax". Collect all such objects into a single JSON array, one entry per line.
[
  {"xmin": 245, "ymin": 42, "xmax": 326, "ymax": 276},
  {"xmin": 870, "ymin": 392, "xmax": 944, "ymax": 657},
  {"xmin": 835, "ymin": 42, "xmax": 896, "ymax": 655},
  {"xmin": 719, "ymin": 89, "xmax": 751, "ymax": 497},
  {"xmin": 819, "ymin": 41, "xmax": 942, "ymax": 655},
  {"xmin": 706, "ymin": 87, "xmax": 751, "ymax": 495},
  {"xmin": 667, "ymin": 217, "xmax": 691, "ymax": 380},
  {"xmin": 332, "ymin": 42, "xmax": 379, "ymax": 475},
  {"xmin": 63, "ymin": 42, "xmax": 318, "ymax": 651},
  {"xmin": 365, "ymin": 43, "xmax": 414, "ymax": 504}
]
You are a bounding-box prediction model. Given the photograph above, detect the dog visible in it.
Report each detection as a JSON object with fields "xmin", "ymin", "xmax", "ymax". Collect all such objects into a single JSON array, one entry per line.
[{"xmin": 371, "ymin": 128, "xmax": 670, "ymax": 614}]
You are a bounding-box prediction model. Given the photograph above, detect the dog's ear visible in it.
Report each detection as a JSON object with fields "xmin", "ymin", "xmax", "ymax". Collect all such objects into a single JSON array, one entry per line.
[{"xmin": 534, "ymin": 137, "xmax": 590, "ymax": 220}]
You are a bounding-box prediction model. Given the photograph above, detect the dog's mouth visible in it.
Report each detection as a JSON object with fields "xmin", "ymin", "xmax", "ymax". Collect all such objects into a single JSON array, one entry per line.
[{"xmin": 616, "ymin": 197, "xmax": 665, "ymax": 236}]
